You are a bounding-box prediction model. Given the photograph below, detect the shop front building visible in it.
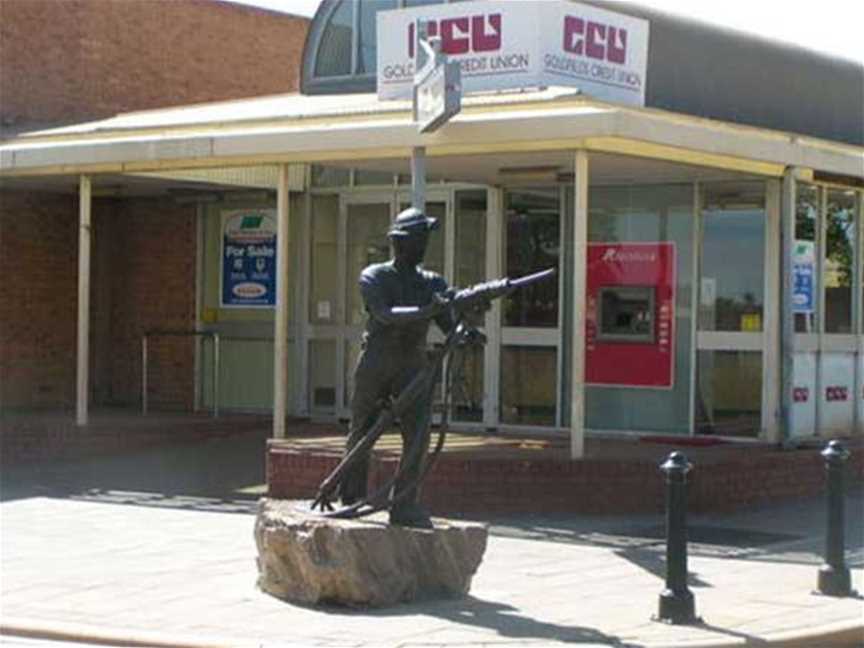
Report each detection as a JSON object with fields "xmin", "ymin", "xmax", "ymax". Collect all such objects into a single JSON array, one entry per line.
[{"xmin": 1, "ymin": 0, "xmax": 862, "ymax": 455}]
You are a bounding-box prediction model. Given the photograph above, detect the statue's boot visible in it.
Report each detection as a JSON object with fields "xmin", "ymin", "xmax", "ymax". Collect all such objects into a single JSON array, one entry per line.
[{"xmin": 390, "ymin": 502, "xmax": 433, "ymax": 529}]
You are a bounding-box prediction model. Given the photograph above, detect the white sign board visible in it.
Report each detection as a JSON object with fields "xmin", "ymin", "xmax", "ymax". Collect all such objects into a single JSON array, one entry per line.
[
  {"xmin": 417, "ymin": 60, "xmax": 461, "ymax": 132},
  {"xmin": 377, "ymin": 0, "xmax": 649, "ymax": 107}
]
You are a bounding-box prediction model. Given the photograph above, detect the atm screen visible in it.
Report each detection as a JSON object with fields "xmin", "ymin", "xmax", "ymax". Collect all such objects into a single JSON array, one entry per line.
[{"xmin": 597, "ymin": 285, "xmax": 655, "ymax": 343}]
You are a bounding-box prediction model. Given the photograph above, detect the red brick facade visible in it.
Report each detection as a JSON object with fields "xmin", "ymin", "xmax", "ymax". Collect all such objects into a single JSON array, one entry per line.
[
  {"xmin": 0, "ymin": 192, "xmax": 80, "ymax": 409},
  {"xmin": 0, "ymin": 193, "xmax": 197, "ymax": 410},
  {"xmin": 267, "ymin": 440, "xmax": 864, "ymax": 515},
  {"xmin": 0, "ymin": 0, "xmax": 309, "ymax": 133},
  {"xmin": 0, "ymin": 0, "xmax": 309, "ymax": 412}
]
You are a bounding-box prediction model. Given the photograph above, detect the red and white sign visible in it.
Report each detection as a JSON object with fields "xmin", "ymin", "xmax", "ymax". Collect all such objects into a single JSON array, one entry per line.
[
  {"xmin": 586, "ymin": 243, "xmax": 675, "ymax": 388},
  {"xmin": 818, "ymin": 353, "xmax": 855, "ymax": 436},
  {"xmin": 377, "ymin": 1, "xmax": 649, "ymax": 106}
]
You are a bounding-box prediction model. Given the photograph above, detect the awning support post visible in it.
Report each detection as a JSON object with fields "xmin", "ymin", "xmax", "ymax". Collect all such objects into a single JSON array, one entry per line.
[
  {"xmin": 779, "ymin": 167, "xmax": 799, "ymax": 447},
  {"xmin": 273, "ymin": 164, "xmax": 291, "ymax": 439},
  {"xmin": 76, "ymin": 175, "xmax": 92, "ymax": 427},
  {"xmin": 570, "ymin": 151, "xmax": 589, "ymax": 459}
]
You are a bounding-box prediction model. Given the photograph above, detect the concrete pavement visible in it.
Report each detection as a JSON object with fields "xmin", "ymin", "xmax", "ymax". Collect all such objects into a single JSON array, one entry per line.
[{"xmin": 1, "ymin": 434, "xmax": 862, "ymax": 648}]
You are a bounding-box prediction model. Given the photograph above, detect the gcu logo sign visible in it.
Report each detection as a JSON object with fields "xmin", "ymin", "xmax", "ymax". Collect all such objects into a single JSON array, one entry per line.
[
  {"xmin": 408, "ymin": 14, "xmax": 502, "ymax": 58},
  {"xmin": 826, "ymin": 386, "xmax": 849, "ymax": 402},
  {"xmin": 563, "ymin": 15, "xmax": 627, "ymax": 64}
]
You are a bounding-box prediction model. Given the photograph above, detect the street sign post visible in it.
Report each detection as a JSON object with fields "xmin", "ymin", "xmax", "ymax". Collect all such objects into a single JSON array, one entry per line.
[{"xmin": 410, "ymin": 20, "xmax": 462, "ymax": 209}]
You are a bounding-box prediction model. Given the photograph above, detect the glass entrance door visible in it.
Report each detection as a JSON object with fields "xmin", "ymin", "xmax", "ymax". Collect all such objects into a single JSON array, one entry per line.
[
  {"xmin": 306, "ymin": 190, "xmax": 454, "ymax": 419},
  {"xmin": 342, "ymin": 195, "xmax": 394, "ymax": 418},
  {"xmin": 499, "ymin": 188, "xmax": 562, "ymax": 428},
  {"xmin": 695, "ymin": 181, "xmax": 768, "ymax": 437},
  {"xmin": 307, "ymin": 193, "xmax": 393, "ymax": 418}
]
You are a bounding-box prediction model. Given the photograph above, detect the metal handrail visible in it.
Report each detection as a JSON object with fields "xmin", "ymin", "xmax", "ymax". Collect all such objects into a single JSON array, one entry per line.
[{"xmin": 142, "ymin": 330, "xmax": 220, "ymax": 417}]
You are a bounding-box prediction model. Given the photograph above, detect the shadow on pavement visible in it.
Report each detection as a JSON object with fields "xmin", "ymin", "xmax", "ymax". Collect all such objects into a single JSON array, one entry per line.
[
  {"xmin": 0, "ymin": 432, "xmax": 269, "ymax": 510},
  {"xmin": 486, "ymin": 485, "xmax": 864, "ymax": 572},
  {"xmin": 363, "ymin": 596, "xmax": 640, "ymax": 646}
]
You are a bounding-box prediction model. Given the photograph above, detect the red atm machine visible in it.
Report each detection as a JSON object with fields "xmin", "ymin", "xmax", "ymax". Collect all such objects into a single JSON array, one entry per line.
[{"xmin": 586, "ymin": 242, "xmax": 676, "ymax": 388}]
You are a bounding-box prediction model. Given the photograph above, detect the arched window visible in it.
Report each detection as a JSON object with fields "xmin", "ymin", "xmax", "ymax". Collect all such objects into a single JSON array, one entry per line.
[
  {"xmin": 314, "ymin": 0, "xmax": 354, "ymax": 77},
  {"xmin": 302, "ymin": 0, "xmax": 451, "ymax": 95}
]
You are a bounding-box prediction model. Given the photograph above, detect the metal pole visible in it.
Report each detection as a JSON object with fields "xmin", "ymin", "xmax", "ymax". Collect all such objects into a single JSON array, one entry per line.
[
  {"xmin": 213, "ymin": 333, "xmax": 220, "ymax": 419},
  {"xmin": 780, "ymin": 167, "xmax": 797, "ymax": 447},
  {"xmin": 656, "ymin": 451, "xmax": 698, "ymax": 624},
  {"xmin": 141, "ymin": 335, "xmax": 148, "ymax": 415},
  {"xmin": 818, "ymin": 440, "xmax": 854, "ymax": 596},
  {"xmin": 411, "ymin": 147, "xmax": 426, "ymax": 211},
  {"xmin": 411, "ymin": 19, "xmax": 427, "ymax": 213},
  {"xmin": 273, "ymin": 164, "xmax": 291, "ymax": 438},
  {"xmin": 76, "ymin": 175, "xmax": 92, "ymax": 426}
]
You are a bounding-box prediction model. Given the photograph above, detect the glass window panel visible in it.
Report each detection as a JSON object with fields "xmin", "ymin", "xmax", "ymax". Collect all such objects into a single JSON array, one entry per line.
[
  {"xmin": 309, "ymin": 339, "xmax": 337, "ymax": 409},
  {"xmin": 452, "ymin": 190, "xmax": 487, "ymax": 422},
  {"xmin": 700, "ymin": 183, "xmax": 766, "ymax": 332},
  {"xmin": 500, "ymin": 346, "xmax": 557, "ymax": 426},
  {"xmin": 315, "ymin": 0, "xmax": 353, "ymax": 77},
  {"xmin": 450, "ymin": 346, "xmax": 484, "ymax": 422},
  {"xmin": 309, "ymin": 195, "xmax": 339, "ymax": 324},
  {"xmin": 795, "ymin": 184, "xmax": 819, "ymax": 333},
  {"xmin": 356, "ymin": 0, "xmax": 397, "ymax": 75},
  {"xmin": 825, "ymin": 189, "xmax": 856, "ymax": 333},
  {"xmin": 696, "ymin": 350, "xmax": 762, "ymax": 437},
  {"xmin": 503, "ymin": 189, "xmax": 560, "ymax": 327},
  {"xmin": 346, "ymin": 203, "xmax": 392, "ymax": 325},
  {"xmin": 585, "ymin": 184, "xmax": 694, "ymax": 434},
  {"xmin": 455, "ymin": 190, "xmax": 487, "ymax": 328},
  {"xmin": 455, "ymin": 190, "xmax": 487, "ymax": 287},
  {"xmin": 345, "ymin": 338, "xmax": 362, "ymax": 408},
  {"xmin": 311, "ymin": 165, "xmax": 350, "ymax": 187},
  {"xmin": 399, "ymin": 201, "xmax": 446, "ymax": 276},
  {"xmin": 355, "ymin": 169, "xmax": 395, "ymax": 186}
]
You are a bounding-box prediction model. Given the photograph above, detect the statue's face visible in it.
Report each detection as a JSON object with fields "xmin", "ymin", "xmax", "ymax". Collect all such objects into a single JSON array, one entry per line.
[{"xmin": 392, "ymin": 231, "xmax": 428, "ymax": 266}]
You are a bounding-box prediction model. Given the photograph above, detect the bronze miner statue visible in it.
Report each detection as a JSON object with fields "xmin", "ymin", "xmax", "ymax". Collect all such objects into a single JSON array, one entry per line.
[{"xmin": 311, "ymin": 206, "xmax": 555, "ymax": 528}]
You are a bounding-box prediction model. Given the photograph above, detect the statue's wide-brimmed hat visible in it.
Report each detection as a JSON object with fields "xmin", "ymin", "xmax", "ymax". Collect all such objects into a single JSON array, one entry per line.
[{"xmin": 388, "ymin": 207, "xmax": 438, "ymax": 237}]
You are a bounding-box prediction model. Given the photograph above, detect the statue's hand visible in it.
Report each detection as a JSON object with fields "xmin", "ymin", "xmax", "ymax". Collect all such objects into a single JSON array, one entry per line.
[
  {"xmin": 462, "ymin": 326, "xmax": 487, "ymax": 346},
  {"xmin": 427, "ymin": 291, "xmax": 452, "ymax": 316}
]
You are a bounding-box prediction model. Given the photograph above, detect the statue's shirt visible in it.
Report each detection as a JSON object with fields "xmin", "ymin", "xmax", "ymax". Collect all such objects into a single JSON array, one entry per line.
[{"xmin": 359, "ymin": 261, "xmax": 449, "ymax": 350}]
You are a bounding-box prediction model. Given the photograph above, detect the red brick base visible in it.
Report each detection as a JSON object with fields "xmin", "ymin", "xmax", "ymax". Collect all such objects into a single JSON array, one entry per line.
[{"xmin": 267, "ymin": 438, "xmax": 864, "ymax": 515}]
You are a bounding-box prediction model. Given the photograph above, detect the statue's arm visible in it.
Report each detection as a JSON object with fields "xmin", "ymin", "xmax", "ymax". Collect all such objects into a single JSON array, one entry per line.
[
  {"xmin": 361, "ymin": 275, "xmax": 447, "ymax": 326},
  {"xmin": 431, "ymin": 276, "xmax": 457, "ymax": 334}
]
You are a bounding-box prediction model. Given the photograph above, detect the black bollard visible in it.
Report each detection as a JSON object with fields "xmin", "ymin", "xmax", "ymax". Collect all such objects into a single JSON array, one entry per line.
[
  {"xmin": 655, "ymin": 451, "xmax": 699, "ymax": 624},
  {"xmin": 817, "ymin": 440, "xmax": 854, "ymax": 597}
]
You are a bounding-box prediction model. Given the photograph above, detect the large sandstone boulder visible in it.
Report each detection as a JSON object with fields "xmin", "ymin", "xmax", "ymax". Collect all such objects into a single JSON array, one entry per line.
[{"xmin": 254, "ymin": 498, "xmax": 488, "ymax": 607}]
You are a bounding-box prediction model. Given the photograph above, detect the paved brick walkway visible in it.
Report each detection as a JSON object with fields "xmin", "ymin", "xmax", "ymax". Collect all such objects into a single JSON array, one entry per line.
[{"xmin": 1, "ymin": 435, "xmax": 862, "ymax": 647}]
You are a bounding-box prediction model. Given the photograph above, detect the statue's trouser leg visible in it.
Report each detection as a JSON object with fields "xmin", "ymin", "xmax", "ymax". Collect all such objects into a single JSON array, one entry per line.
[
  {"xmin": 392, "ymin": 358, "xmax": 432, "ymax": 512},
  {"xmin": 340, "ymin": 350, "xmax": 390, "ymax": 505}
]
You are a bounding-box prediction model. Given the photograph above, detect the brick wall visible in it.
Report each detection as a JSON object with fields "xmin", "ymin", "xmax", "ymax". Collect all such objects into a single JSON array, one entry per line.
[
  {"xmin": 0, "ymin": 192, "xmax": 79, "ymax": 409},
  {"xmin": 267, "ymin": 440, "xmax": 864, "ymax": 516},
  {"xmin": 0, "ymin": 0, "xmax": 310, "ymax": 132},
  {"xmin": 0, "ymin": 0, "xmax": 308, "ymax": 412},
  {"xmin": 104, "ymin": 197, "xmax": 198, "ymax": 408},
  {"xmin": 0, "ymin": 192, "xmax": 196, "ymax": 411}
]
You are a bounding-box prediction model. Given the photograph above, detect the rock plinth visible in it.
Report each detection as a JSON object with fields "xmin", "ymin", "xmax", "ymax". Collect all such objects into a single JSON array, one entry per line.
[{"xmin": 254, "ymin": 498, "xmax": 488, "ymax": 608}]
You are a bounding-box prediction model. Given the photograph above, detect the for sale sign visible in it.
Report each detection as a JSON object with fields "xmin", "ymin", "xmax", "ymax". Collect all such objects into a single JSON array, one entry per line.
[
  {"xmin": 377, "ymin": 1, "xmax": 649, "ymax": 107},
  {"xmin": 221, "ymin": 209, "xmax": 277, "ymax": 308}
]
